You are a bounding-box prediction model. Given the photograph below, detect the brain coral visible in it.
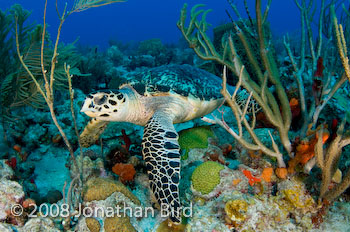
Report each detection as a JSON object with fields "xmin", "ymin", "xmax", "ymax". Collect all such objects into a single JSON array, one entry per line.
[
  {"xmin": 104, "ymin": 216, "xmax": 136, "ymax": 232},
  {"xmin": 86, "ymin": 217, "xmax": 101, "ymax": 232},
  {"xmin": 83, "ymin": 177, "xmax": 140, "ymax": 204},
  {"xmin": 191, "ymin": 161, "xmax": 224, "ymax": 195}
]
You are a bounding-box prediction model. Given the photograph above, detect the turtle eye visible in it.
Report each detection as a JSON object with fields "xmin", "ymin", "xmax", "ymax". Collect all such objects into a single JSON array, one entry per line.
[
  {"xmin": 94, "ymin": 94, "xmax": 107, "ymax": 105},
  {"xmin": 116, "ymin": 93, "xmax": 124, "ymax": 101}
]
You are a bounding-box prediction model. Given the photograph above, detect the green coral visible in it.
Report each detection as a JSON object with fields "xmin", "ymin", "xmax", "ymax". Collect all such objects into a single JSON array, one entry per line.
[
  {"xmin": 191, "ymin": 161, "xmax": 224, "ymax": 195},
  {"xmin": 178, "ymin": 126, "xmax": 214, "ymax": 160}
]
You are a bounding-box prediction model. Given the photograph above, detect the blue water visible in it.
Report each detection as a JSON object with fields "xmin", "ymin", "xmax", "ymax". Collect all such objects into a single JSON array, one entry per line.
[{"xmin": 1, "ymin": 0, "xmax": 301, "ymax": 48}]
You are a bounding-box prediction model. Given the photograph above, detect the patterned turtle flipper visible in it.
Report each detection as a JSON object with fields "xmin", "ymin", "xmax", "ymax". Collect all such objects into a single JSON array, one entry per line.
[
  {"xmin": 142, "ymin": 111, "xmax": 181, "ymax": 224},
  {"xmin": 79, "ymin": 118, "xmax": 109, "ymax": 147}
]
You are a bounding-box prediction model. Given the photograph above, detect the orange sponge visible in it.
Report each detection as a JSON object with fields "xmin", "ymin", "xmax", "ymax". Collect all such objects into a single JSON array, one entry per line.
[{"xmin": 112, "ymin": 163, "xmax": 136, "ymax": 183}]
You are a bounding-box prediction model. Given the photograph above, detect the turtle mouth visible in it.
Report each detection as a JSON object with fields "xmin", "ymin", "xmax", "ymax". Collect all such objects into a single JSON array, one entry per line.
[
  {"xmin": 82, "ymin": 111, "xmax": 98, "ymax": 118},
  {"xmin": 81, "ymin": 100, "xmax": 98, "ymax": 117}
]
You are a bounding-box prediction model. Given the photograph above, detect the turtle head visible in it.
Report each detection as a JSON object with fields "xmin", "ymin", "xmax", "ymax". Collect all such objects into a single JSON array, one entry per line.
[{"xmin": 81, "ymin": 90, "xmax": 128, "ymax": 121}]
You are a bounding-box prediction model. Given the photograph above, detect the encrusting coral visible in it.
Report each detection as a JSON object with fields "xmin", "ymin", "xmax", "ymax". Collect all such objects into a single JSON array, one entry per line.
[
  {"xmin": 224, "ymin": 199, "xmax": 249, "ymax": 227},
  {"xmin": 178, "ymin": 126, "xmax": 215, "ymax": 160},
  {"xmin": 283, "ymin": 189, "xmax": 315, "ymax": 209},
  {"xmin": 83, "ymin": 177, "xmax": 140, "ymax": 204},
  {"xmin": 156, "ymin": 219, "xmax": 186, "ymax": 232}
]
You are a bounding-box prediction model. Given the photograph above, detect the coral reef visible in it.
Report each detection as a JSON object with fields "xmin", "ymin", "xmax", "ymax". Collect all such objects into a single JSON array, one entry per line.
[
  {"xmin": 0, "ymin": 179, "xmax": 25, "ymax": 221},
  {"xmin": 71, "ymin": 154, "xmax": 105, "ymax": 182},
  {"xmin": 0, "ymin": 160, "xmax": 25, "ymax": 222},
  {"xmin": 18, "ymin": 217, "xmax": 60, "ymax": 232},
  {"xmin": 1, "ymin": 1, "xmax": 350, "ymax": 231},
  {"xmin": 138, "ymin": 38, "xmax": 166, "ymax": 57},
  {"xmin": 107, "ymin": 45, "xmax": 124, "ymax": 66}
]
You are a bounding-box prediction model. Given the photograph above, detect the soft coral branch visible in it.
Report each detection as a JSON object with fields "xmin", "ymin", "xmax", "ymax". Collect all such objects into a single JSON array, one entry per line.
[
  {"xmin": 178, "ymin": 2, "xmax": 292, "ymax": 157},
  {"xmin": 202, "ymin": 66, "xmax": 286, "ymax": 168}
]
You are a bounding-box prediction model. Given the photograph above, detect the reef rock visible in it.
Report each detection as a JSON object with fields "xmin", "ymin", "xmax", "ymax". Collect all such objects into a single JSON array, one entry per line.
[
  {"xmin": 18, "ymin": 217, "xmax": 60, "ymax": 232},
  {"xmin": 0, "ymin": 180, "xmax": 25, "ymax": 220}
]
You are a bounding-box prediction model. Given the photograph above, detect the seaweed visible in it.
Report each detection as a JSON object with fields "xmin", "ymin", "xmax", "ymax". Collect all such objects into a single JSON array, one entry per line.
[
  {"xmin": 0, "ymin": 6, "xmax": 84, "ymax": 117},
  {"xmin": 0, "ymin": 9, "xmax": 13, "ymax": 78}
]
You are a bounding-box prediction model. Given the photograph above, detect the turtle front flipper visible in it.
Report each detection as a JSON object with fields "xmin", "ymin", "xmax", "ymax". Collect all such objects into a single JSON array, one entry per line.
[
  {"xmin": 142, "ymin": 111, "xmax": 181, "ymax": 224},
  {"xmin": 80, "ymin": 118, "xmax": 109, "ymax": 147}
]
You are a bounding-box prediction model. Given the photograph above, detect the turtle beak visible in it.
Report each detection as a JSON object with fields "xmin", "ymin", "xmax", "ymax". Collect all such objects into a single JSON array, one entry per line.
[
  {"xmin": 80, "ymin": 100, "xmax": 98, "ymax": 117},
  {"xmin": 82, "ymin": 111, "xmax": 98, "ymax": 118}
]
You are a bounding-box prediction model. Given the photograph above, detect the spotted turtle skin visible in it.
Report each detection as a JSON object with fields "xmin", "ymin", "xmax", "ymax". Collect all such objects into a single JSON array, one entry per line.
[{"xmin": 123, "ymin": 64, "xmax": 223, "ymax": 100}]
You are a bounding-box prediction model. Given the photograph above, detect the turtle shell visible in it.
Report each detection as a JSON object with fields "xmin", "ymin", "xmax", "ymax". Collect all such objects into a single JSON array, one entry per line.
[{"xmin": 122, "ymin": 64, "xmax": 223, "ymax": 101}]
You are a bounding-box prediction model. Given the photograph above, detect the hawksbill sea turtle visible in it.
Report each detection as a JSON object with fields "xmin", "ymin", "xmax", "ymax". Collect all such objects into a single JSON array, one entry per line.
[{"xmin": 80, "ymin": 64, "xmax": 226, "ymax": 224}]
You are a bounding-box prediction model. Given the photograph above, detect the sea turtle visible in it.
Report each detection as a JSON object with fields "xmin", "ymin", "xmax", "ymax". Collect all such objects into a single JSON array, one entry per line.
[{"xmin": 80, "ymin": 64, "xmax": 225, "ymax": 224}]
